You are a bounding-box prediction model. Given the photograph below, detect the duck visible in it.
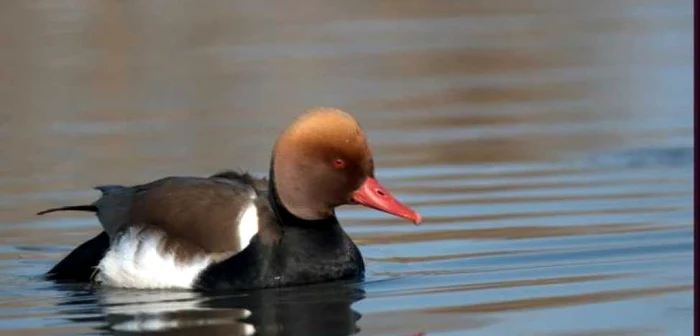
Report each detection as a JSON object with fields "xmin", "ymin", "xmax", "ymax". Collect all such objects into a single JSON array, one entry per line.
[{"xmin": 39, "ymin": 107, "xmax": 421, "ymax": 291}]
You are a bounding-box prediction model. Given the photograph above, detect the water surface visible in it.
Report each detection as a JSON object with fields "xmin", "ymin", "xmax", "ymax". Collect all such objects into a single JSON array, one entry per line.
[{"xmin": 0, "ymin": 0, "xmax": 693, "ymax": 335}]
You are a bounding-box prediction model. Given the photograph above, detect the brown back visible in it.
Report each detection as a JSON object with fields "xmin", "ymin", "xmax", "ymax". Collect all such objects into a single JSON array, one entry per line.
[{"xmin": 95, "ymin": 176, "xmax": 261, "ymax": 254}]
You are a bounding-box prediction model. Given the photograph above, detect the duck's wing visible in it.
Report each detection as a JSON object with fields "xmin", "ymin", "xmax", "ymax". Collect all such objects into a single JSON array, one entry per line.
[
  {"xmin": 41, "ymin": 172, "xmax": 269, "ymax": 287},
  {"xmin": 98, "ymin": 175, "xmax": 261, "ymax": 253},
  {"xmin": 39, "ymin": 171, "xmax": 267, "ymax": 259}
]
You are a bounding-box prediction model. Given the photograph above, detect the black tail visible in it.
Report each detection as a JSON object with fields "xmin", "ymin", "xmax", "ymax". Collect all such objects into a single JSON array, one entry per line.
[{"xmin": 37, "ymin": 205, "xmax": 97, "ymax": 216}]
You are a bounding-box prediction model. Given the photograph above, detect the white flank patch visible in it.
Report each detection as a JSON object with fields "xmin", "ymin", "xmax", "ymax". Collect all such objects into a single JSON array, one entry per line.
[
  {"xmin": 96, "ymin": 227, "xmax": 212, "ymax": 289},
  {"xmin": 237, "ymin": 201, "xmax": 259, "ymax": 251}
]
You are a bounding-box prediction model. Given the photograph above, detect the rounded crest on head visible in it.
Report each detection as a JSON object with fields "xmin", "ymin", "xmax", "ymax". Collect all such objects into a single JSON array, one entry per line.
[
  {"xmin": 271, "ymin": 107, "xmax": 375, "ymax": 220},
  {"xmin": 274, "ymin": 107, "xmax": 374, "ymax": 173}
]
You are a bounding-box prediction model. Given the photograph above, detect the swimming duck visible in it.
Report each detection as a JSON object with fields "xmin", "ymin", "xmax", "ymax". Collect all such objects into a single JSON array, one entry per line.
[{"xmin": 40, "ymin": 108, "xmax": 421, "ymax": 291}]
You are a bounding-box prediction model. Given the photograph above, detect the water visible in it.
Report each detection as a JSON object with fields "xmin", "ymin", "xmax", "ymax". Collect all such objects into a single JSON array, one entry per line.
[{"xmin": 0, "ymin": 0, "xmax": 693, "ymax": 335}]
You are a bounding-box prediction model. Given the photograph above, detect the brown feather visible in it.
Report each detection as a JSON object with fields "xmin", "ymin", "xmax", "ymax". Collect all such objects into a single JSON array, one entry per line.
[{"xmin": 96, "ymin": 176, "xmax": 264, "ymax": 256}]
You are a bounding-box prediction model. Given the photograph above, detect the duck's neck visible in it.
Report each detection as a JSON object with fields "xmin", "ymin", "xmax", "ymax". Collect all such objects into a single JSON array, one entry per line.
[{"xmin": 267, "ymin": 162, "xmax": 338, "ymax": 228}]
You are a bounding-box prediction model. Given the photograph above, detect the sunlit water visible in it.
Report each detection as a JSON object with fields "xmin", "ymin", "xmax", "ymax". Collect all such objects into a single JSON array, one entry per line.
[{"xmin": 0, "ymin": 0, "xmax": 693, "ymax": 335}]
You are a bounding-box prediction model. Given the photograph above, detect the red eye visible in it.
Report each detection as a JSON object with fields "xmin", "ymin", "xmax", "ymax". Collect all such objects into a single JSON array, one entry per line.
[{"xmin": 333, "ymin": 159, "xmax": 346, "ymax": 170}]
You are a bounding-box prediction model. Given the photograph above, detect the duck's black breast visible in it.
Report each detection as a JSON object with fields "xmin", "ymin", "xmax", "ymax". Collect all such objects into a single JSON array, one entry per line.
[
  {"xmin": 195, "ymin": 215, "xmax": 365, "ymax": 291},
  {"xmin": 194, "ymin": 170, "xmax": 365, "ymax": 291}
]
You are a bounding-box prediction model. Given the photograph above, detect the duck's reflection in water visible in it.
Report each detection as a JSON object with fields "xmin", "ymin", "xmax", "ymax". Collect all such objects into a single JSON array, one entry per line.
[{"xmin": 55, "ymin": 281, "xmax": 364, "ymax": 336}]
